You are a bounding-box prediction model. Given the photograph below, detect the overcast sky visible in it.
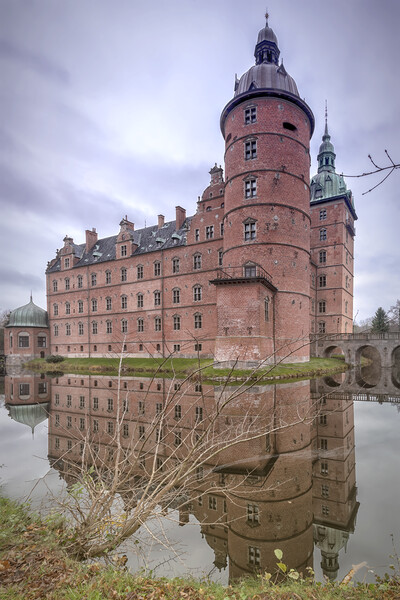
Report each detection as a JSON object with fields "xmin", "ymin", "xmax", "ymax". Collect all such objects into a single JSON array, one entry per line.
[{"xmin": 0, "ymin": 0, "xmax": 399, "ymax": 323}]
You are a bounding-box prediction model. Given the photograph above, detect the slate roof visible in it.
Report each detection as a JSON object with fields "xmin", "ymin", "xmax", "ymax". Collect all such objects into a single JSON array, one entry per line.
[{"xmin": 47, "ymin": 218, "xmax": 192, "ymax": 274}]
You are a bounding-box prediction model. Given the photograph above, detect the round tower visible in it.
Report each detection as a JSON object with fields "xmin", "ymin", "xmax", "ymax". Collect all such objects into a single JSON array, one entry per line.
[{"xmin": 213, "ymin": 15, "xmax": 314, "ymax": 366}]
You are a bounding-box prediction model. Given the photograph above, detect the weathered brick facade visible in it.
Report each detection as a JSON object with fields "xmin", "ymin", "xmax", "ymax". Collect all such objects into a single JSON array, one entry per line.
[{"xmin": 44, "ymin": 17, "xmax": 356, "ymax": 366}]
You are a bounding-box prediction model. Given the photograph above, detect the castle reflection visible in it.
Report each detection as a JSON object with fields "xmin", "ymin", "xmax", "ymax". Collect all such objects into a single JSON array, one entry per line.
[{"xmin": 4, "ymin": 370, "xmax": 361, "ymax": 581}]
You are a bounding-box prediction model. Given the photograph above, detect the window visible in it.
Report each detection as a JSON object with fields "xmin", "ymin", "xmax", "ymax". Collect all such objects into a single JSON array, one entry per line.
[
  {"xmin": 137, "ymin": 318, "xmax": 144, "ymax": 332},
  {"xmin": 79, "ymin": 395, "xmax": 85, "ymax": 409},
  {"xmin": 107, "ymin": 398, "xmax": 114, "ymax": 412},
  {"xmin": 319, "ymin": 208, "xmax": 327, "ymax": 220},
  {"xmin": 139, "ymin": 425, "xmax": 145, "ymax": 439},
  {"xmin": 248, "ymin": 546, "xmax": 261, "ymax": 567},
  {"xmin": 121, "ymin": 267, "xmax": 127, "ymax": 282},
  {"xmin": 244, "ymin": 264, "xmax": 256, "ymax": 277},
  {"xmin": 53, "ymin": 303, "xmax": 58, "ymax": 316},
  {"xmin": 64, "ymin": 257, "xmax": 70, "ymax": 268},
  {"xmin": 196, "ymin": 466, "xmax": 203, "ymax": 480},
  {"xmin": 93, "ymin": 419, "xmax": 99, "ymax": 433},
  {"xmin": 244, "ymin": 221, "xmax": 256, "ymax": 240},
  {"xmin": 174, "ymin": 405, "xmax": 181, "ymax": 420},
  {"xmin": 245, "ymin": 178, "xmax": 257, "ymax": 198},
  {"xmin": 121, "ymin": 244, "xmax": 127, "ymax": 257},
  {"xmin": 37, "ymin": 336, "xmax": 46, "ymax": 348},
  {"xmin": 193, "ymin": 285, "xmax": 202, "ymax": 301},
  {"xmin": 195, "ymin": 229, "xmax": 200, "ymax": 241},
  {"xmin": 322, "ymin": 484, "xmax": 329, "ymax": 498},
  {"xmin": 106, "ymin": 297, "xmax": 112, "ymax": 310},
  {"xmin": 65, "ymin": 278, "xmax": 70, "ymax": 290},
  {"xmin": 195, "ymin": 406, "xmax": 203, "ymax": 422},
  {"xmin": 106, "ymin": 320, "xmax": 112, "ymax": 334},
  {"xmin": 320, "ymin": 414, "xmax": 327, "ymax": 425},
  {"xmin": 136, "ymin": 265, "xmax": 143, "ymax": 279},
  {"xmin": 247, "ymin": 504, "xmax": 260, "ymax": 524},
  {"xmin": 245, "ymin": 139, "xmax": 257, "ymax": 160},
  {"xmin": 264, "ymin": 297, "xmax": 270, "ymax": 321},
  {"xmin": 244, "ymin": 106, "xmax": 257, "ymax": 124},
  {"xmin": 174, "ymin": 344, "xmax": 180, "ymax": 352},
  {"xmin": 106, "ymin": 270, "xmax": 111, "ymax": 284},
  {"xmin": 174, "ymin": 431, "xmax": 182, "ymax": 446},
  {"xmin": 107, "ymin": 421, "xmax": 114, "ymax": 435},
  {"xmin": 319, "ymin": 275, "xmax": 326, "ymax": 287},
  {"xmin": 67, "ymin": 395, "xmax": 72, "ymax": 407},
  {"xmin": 91, "ymin": 298, "xmax": 97, "ymax": 312},
  {"xmin": 173, "ymin": 315, "xmax": 181, "ymax": 330},
  {"xmin": 345, "ymin": 300, "xmax": 348, "ymax": 314},
  {"xmin": 154, "ymin": 291, "xmax": 161, "ymax": 306},
  {"xmin": 319, "ymin": 250, "xmax": 327, "ymax": 264},
  {"xmin": 121, "ymin": 295, "xmax": 127, "ymax": 309},
  {"xmin": 194, "ymin": 313, "xmax": 202, "ymax": 329},
  {"xmin": 65, "ymin": 302, "xmax": 70, "ymax": 315},
  {"xmin": 218, "ymin": 250, "xmax": 223, "ymax": 266},
  {"xmin": 123, "ymin": 423, "xmax": 129, "ymax": 438},
  {"xmin": 66, "ymin": 416, "xmax": 72, "ymax": 429},
  {"xmin": 19, "ymin": 383, "xmax": 30, "ymax": 396},
  {"xmin": 78, "ymin": 322, "xmax": 84, "ymax": 335},
  {"xmin": 205, "ymin": 225, "xmax": 214, "ymax": 239},
  {"xmin": 66, "ymin": 324, "xmax": 71, "ymax": 336},
  {"xmin": 137, "ymin": 293, "xmax": 144, "ymax": 308},
  {"xmin": 173, "ymin": 288, "xmax": 180, "ymax": 304},
  {"xmin": 321, "ymin": 461, "xmax": 328, "ymax": 475},
  {"xmin": 193, "ymin": 254, "xmax": 202, "ymax": 270},
  {"xmin": 172, "ymin": 258, "xmax": 180, "ymax": 273},
  {"xmin": 92, "ymin": 321, "xmax": 98, "ymax": 335},
  {"xmin": 121, "ymin": 319, "xmax": 128, "ymax": 333},
  {"xmin": 154, "ymin": 261, "xmax": 161, "ymax": 276},
  {"xmin": 79, "ymin": 418, "xmax": 85, "ymax": 430},
  {"xmin": 319, "ymin": 321, "xmax": 326, "ymax": 334},
  {"xmin": 53, "ymin": 280, "xmax": 58, "ymax": 292},
  {"xmin": 54, "ymin": 324, "xmax": 59, "ymax": 337},
  {"xmin": 319, "ymin": 301, "xmax": 326, "ymax": 313},
  {"xmin": 320, "ymin": 438, "xmax": 328, "ymax": 450},
  {"xmin": 156, "ymin": 402, "xmax": 163, "ymax": 415},
  {"xmin": 194, "ymin": 343, "xmax": 202, "ymax": 351},
  {"xmin": 320, "ymin": 228, "xmax": 327, "ymax": 241},
  {"xmin": 322, "ymin": 505, "xmax": 330, "ymax": 516},
  {"xmin": 91, "ymin": 273, "xmax": 97, "ymax": 286},
  {"xmin": 208, "ymin": 496, "xmax": 217, "ymax": 510},
  {"xmin": 155, "ymin": 317, "xmax": 161, "ymax": 331},
  {"xmin": 93, "ymin": 397, "xmax": 99, "ymax": 410}
]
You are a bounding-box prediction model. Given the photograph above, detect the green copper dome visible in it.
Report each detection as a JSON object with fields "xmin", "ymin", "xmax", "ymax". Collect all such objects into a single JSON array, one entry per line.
[{"xmin": 8, "ymin": 298, "xmax": 49, "ymax": 328}]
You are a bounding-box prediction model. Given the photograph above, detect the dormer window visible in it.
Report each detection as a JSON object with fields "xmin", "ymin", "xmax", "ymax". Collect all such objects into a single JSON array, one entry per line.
[
  {"xmin": 64, "ymin": 258, "xmax": 70, "ymax": 268},
  {"xmin": 121, "ymin": 244, "xmax": 127, "ymax": 257}
]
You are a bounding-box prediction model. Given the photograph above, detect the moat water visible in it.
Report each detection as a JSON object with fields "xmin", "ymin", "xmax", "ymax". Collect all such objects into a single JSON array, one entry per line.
[{"xmin": 0, "ymin": 365, "xmax": 399, "ymax": 584}]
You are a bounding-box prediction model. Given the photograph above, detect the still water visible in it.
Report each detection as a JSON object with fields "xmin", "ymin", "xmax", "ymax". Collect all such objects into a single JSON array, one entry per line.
[{"xmin": 0, "ymin": 366, "xmax": 399, "ymax": 584}]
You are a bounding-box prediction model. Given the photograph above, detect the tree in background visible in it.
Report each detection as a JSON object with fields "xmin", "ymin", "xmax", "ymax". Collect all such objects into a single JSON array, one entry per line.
[
  {"xmin": 371, "ymin": 307, "xmax": 390, "ymax": 333},
  {"xmin": 388, "ymin": 300, "xmax": 400, "ymax": 330}
]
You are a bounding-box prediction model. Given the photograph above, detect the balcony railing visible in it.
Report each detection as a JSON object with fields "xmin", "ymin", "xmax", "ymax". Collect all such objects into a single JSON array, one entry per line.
[{"xmin": 210, "ymin": 265, "xmax": 276, "ymax": 290}]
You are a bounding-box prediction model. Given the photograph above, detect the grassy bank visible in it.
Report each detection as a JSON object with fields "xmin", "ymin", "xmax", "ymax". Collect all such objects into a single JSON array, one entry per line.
[
  {"xmin": 26, "ymin": 356, "xmax": 348, "ymax": 383},
  {"xmin": 0, "ymin": 496, "xmax": 398, "ymax": 600}
]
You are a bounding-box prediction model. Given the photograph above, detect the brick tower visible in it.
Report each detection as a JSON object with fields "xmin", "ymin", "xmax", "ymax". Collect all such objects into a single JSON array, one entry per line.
[{"xmin": 213, "ymin": 14, "xmax": 315, "ymax": 366}]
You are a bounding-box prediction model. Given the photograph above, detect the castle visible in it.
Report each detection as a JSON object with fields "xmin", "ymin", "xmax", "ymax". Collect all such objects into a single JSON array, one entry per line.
[{"xmin": 5, "ymin": 15, "xmax": 357, "ymax": 366}]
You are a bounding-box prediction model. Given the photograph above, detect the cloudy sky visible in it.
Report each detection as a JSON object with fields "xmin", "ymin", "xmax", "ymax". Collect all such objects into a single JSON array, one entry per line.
[{"xmin": 0, "ymin": 0, "xmax": 399, "ymax": 322}]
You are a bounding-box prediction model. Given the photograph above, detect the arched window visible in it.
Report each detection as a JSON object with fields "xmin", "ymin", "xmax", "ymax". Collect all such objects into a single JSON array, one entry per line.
[{"xmin": 193, "ymin": 285, "xmax": 202, "ymax": 302}]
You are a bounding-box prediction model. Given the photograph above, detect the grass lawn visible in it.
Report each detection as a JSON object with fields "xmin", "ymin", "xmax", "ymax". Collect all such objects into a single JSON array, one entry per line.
[{"xmin": 26, "ymin": 355, "xmax": 348, "ymax": 383}]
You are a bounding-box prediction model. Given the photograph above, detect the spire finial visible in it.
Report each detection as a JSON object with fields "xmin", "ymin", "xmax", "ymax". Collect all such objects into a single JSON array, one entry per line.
[
  {"xmin": 324, "ymin": 100, "xmax": 329, "ymax": 138},
  {"xmin": 265, "ymin": 8, "xmax": 269, "ymax": 24}
]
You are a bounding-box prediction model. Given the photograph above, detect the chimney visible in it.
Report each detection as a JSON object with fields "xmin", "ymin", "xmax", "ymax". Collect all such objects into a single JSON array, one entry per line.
[
  {"xmin": 158, "ymin": 214, "xmax": 165, "ymax": 229},
  {"xmin": 119, "ymin": 215, "xmax": 134, "ymax": 231},
  {"xmin": 85, "ymin": 228, "xmax": 98, "ymax": 253},
  {"xmin": 175, "ymin": 206, "xmax": 186, "ymax": 230}
]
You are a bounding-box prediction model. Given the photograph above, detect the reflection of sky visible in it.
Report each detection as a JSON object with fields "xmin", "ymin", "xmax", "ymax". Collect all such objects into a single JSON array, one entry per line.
[{"xmin": 0, "ymin": 394, "xmax": 56, "ymax": 503}]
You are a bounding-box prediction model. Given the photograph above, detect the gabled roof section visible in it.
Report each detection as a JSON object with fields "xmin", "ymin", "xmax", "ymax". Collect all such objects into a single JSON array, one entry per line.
[{"xmin": 46, "ymin": 218, "xmax": 192, "ymax": 274}]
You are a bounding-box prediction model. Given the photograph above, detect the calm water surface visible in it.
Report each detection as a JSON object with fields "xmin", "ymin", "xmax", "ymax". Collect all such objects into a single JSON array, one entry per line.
[{"xmin": 0, "ymin": 368, "xmax": 399, "ymax": 584}]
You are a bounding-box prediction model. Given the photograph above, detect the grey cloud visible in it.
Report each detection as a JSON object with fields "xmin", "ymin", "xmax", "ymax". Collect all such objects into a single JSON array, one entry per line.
[{"xmin": 0, "ymin": 38, "xmax": 70, "ymax": 85}]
